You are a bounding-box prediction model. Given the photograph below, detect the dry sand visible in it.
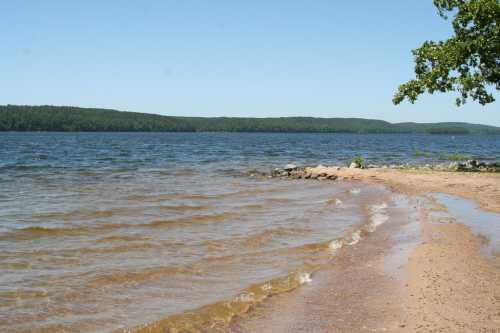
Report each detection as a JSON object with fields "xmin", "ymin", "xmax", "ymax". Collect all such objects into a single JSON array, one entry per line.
[{"xmin": 231, "ymin": 168, "xmax": 500, "ymax": 332}]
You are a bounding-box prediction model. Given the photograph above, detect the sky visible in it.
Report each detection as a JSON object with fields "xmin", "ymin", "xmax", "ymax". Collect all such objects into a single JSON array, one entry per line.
[{"xmin": 1, "ymin": 1, "xmax": 499, "ymax": 125}]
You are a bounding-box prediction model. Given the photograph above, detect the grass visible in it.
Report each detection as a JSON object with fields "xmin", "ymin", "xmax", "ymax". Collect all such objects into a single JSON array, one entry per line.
[
  {"xmin": 414, "ymin": 148, "xmax": 431, "ymax": 157},
  {"xmin": 445, "ymin": 153, "xmax": 472, "ymax": 161}
]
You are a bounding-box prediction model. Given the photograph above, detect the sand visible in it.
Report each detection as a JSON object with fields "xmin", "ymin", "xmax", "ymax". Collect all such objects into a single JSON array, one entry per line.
[
  {"xmin": 231, "ymin": 168, "xmax": 500, "ymax": 332},
  {"xmin": 318, "ymin": 166, "xmax": 500, "ymax": 213}
]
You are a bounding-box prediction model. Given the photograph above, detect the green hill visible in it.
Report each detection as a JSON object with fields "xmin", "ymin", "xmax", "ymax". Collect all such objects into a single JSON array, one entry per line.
[{"xmin": 1, "ymin": 105, "xmax": 499, "ymax": 134}]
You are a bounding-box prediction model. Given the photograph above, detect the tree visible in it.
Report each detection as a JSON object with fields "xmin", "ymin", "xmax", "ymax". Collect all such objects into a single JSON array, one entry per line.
[{"xmin": 394, "ymin": 0, "xmax": 499, "ymax": 106}]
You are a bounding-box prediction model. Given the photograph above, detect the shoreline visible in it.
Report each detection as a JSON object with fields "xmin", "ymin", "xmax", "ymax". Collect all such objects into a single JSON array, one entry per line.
[
  {"xmin": 231, "ymin": 168, "xmax": 500, "ymax": 332},
  {"xmin": 300, "ymin": 166, "xmax": 500, "ymax": 213},
  {"xmin": 230, "ymin": 192, "xmax": 421, "ymax": 332}
]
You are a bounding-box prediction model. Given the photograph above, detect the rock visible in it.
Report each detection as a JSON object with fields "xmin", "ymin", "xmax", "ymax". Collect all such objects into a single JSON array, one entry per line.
[
  {"xmin": 434, "ymin": 164, "xmax": 445, "ymax": 170},
  {"xmin": 289, "ymin": 170, "xmax": 303, "ymax": 179},
  {"xmin": 284, "ymin": 164, "xmax": 298, "ymax": 171},
  {"xmin": 271, "ymin": 168, "xmax": 282, "ymax": 177},
  {"xmin": 448, "ymin": 162, "xmax": 459, "ymax": 171},
  {"xmin": 349, "ymin": 162, "xmax": 359, "ymax": 169},
  {"xmin": 456, "ymin": 159, "xmax": 480, "ymax": 171},
  {"xmin": 465, "ymin": 160, "xmax": 478, "ymax": 169}
]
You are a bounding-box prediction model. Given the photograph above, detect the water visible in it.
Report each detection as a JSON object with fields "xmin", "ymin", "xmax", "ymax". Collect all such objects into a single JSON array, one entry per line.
[
  {"xmin": 431, "ymin": 193, "xmax": 500, "ymax": 268},
  {"xmin": 1, "ymin": 132, "xmax": 499, "ymax": 333}
]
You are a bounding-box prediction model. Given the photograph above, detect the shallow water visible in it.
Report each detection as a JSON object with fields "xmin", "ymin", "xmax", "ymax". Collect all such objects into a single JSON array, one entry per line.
[
  {"xmin": 431, "ymin": 193, "xmax": 500, "ymax": 267},
  {"xmin": 1, "ymin": 174, "xmax": 394, "ymax": 332},
  {"xmin": 1, "ymin": 132, "xmax": 499, "ymax": 332}
]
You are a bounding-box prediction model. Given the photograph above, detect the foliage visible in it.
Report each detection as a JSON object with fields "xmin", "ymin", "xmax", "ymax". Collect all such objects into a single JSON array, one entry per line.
[
  {"xmin": 445, "ymin": 152, "xmax": 472, "ymax": 161},
  {"xmin": 394, "ymin": 0, "xmax": 499, "ymax": 106},
  {"xmin": 1, "ymin": 105, "xmax": 500, "ymax": 134},
  {"xmin": 425, "ymin": 127, "xmax": 470, "ymax": 134},
  {"xmin": 350, "ymin": 156, "xmax": 366, "ymax": 168},
  {"xmin": 414, "ymin": 148, "xmax": 431, "ymax": 157}
]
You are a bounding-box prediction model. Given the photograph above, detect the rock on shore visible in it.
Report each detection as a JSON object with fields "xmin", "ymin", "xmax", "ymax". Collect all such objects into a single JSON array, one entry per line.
[
  {"xmin": 271, "ymin": 164, "xmax": 339, "ymax": 180},
  {"xmin": 270, "ymin": 160, "xmax": 500, "ymax": 180}
]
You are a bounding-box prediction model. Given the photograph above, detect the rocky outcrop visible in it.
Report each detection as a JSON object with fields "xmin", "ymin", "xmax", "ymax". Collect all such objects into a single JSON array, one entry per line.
[
  {"xmin": 268, "ymin": 160, "xmax": 500, "ymax": 181},
  {"xmin": 456, "ymin": 160, "xmax": 499, "ymax": 172},
  {"xmin": 271, "ymin": 164, "xmax": 339, "ymax": 180}
]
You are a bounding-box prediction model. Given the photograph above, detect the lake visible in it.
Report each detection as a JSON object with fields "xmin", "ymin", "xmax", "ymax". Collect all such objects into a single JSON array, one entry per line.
[{"xmin": 1, "ymin": 132, "xmax": 499, "ymax": 332}]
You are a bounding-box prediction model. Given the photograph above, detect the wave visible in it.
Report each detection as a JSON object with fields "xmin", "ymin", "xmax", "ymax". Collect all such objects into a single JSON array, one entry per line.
[
  {"xmin": 0, "ymin": 226, "xmax": 88, "ymax": 241},
  {"xmin": 0, "ymin": 289, "xmax": 49, "ymax": 306},
  {"xmin": 0, "ymin": 261, "xmax": 31, "ymax": 270},
  {"xmin": 127, "ymin": 187, "xmax": 288, "ymax": 204},
  {"xmin": 157, "ymin": 204, "xmax": 213, "ymax": 211},
  {"xmin": 325, "ymin": 197, "xmax": 343, "ymax": 206},
  {"xmin": 349, "ymin": 188, "xmax": 361, "ymax": 195},
  {"xmin": 146, "ymin": 212, "xmax": 239, "ymax": 228},
  {"xmin": 264, "ymin": 197, "xmax": 292, "ymax": 204},
  {"xmin": 97, "ymin": 235, "xmax": 152, "ymax": 243},
  {"xmin": 328, "ymin": 239, "xmax": 344, "ymax": 251},
  {"xmin": 88, "ymin": 265, "xmax": 202, "ymax": 288},
  {"xmin": 366, "ymin": 202, "xmax": 389, "ymax": 232},
  {"xmin": 172, "ymin": 169, "xmax": 197, "ymax": 176},
  {"xmin": 328, "ymin": 206, "xmax": 389, "ymax": 253},
  {"xmin": 10, "ymin": 208, "xmax": 389, "ymax": 332},
  {"xmin": 0, "ymin": 164, "xmax": 53, "ymax": 172},
  {"xmin": 0, "ymin": 239, "xmax": 176, "ymax": 263},
  {"xmin": 240, "ymin": 227, "xmax": 312, "ymax": 248},
  {"xmin": 2, "ymin": 212, "xmax": 239, "ymax": 241},
  {"xmin": 126, "ymin": 193, "xmax": 215, "ymax": 202},
  {"xmin": 241, "ymin": 203, "xmax": 264, "ymax": 210},
  {"xmin": 33, "ymin": 209, "xmax": 118, "ymax": 221},
  {"xmin": 333, "ymin": 203, "xmax": 389, "ymax": 247},
  {"xmin": 116, "ymin": 268, "xmax": 317, "ymax": 333},
  {"xmin": 346, "ymin": 230, "xmax": 362, "ymax": 245}
]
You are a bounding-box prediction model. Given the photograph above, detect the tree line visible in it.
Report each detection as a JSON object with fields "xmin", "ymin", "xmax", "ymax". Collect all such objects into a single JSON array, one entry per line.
[{"xmin": 1, "ymin": 105, "xmax": 499, "ymax": 134}]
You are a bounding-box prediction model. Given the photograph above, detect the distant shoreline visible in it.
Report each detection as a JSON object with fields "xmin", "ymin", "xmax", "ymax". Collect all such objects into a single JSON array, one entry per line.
[
  {"xmin": 2, "ymin": 105, "xmax": 500, "ymax": 134},
  {"xmin": 2, "ymin": 131, "xmax": 499, "ymax": 135}
]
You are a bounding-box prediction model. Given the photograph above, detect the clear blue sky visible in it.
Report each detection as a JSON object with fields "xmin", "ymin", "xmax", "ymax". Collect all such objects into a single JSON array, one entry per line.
[{"xmin": 1, "ymin": 1, "xmax": 499, "ymax": 125}]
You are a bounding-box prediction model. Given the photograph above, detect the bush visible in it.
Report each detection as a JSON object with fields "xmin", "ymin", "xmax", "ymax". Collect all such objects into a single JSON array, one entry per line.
[{"xmin": 350, "ymin": 156, "xmax": 366, "ymax": 168}]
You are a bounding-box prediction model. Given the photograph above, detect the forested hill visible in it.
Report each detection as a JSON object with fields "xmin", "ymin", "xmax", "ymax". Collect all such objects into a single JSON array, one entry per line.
[{"xmin": 1, "ymin": 105, "xmax": 500, "ymax": 134}]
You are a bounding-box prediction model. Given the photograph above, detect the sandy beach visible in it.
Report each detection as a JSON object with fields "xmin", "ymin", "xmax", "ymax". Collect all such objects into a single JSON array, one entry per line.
[{"xmin": 231, "ymin": 168, "xmax": 500, "ymax": 333}]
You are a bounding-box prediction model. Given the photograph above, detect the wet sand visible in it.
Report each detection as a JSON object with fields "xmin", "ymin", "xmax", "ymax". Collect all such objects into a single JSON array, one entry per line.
[
  {"xmin": 231, "ymin": 168, "xmax": 500, "ymax": 332},
  {"xmin": 406, "ymin": 206, "xmax": 500, "ymax": 332},
  {"xmin": 231, "ymin": 196, "xmax": 421, "ymax": 333},
  {"xmin": 327, "ymin": 166, "xmax": 500, "ymax": 213}
]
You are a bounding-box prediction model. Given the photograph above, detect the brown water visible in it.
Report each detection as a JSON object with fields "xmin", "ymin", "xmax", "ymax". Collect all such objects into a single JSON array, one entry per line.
[{"xmin": 0, "ymin": 169, "xmax": 400, "ymax": 333}]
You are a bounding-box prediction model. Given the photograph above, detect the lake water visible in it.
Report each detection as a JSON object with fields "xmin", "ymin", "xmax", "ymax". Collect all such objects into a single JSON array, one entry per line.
[{"xmin": 1, "ymin": 132, "xmax": 499, "ymax": 332}]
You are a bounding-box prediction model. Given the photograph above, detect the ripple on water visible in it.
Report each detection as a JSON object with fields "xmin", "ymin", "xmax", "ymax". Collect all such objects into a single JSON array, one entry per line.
[{"xmin": 1, "ymin": 162, "xmax": 406, "ymax": 333}]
